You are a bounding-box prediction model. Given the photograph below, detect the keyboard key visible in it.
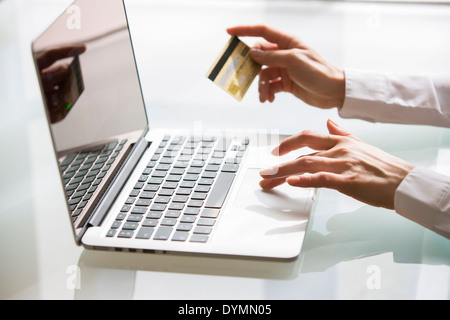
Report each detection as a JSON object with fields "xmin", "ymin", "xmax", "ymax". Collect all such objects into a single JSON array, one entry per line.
[
  {"xmin": 202, "ymin": 136, "xmax": 216, "ymax": 142},
  {"xmin": 159, "ymin": 157, "xmax": 173, "ymax": 164},
  {"xmin": 204, "ymin": 172, "xmax": 235, "ymax": 208},
  {"xmin": 63, "ymin": 171, "xmax": 76, "ymax": 180},
  {"xmin": 147, "ymin": 161, "xmax": 157, "ymax": 168},
  {"xmin": 202, "ymin": 171, "xmax": 217, "ymax": 179},
  {"xmin": 162, "ymin": 182, "xmax": 178, "ymax": 189},
  {"xmin": 158, "ymin": 189, "xmax": 174, "ymax": 196},
  {"xmin": 116, "ymin": 213, "xmax": 126, "ymax": 221},
  {"xmin": 197, "ymin": 218, "xmax": 215, "ymax": 226},
  {"xmin": 191, "ymin": 160, "xmax": 205, "ymax": 167},
  {"xmin": 140, "ymin": 191, "xmax": 156, "ymax": 199},
  {"xmin": 176, "ymin": 223, "xmax": 193, "ymax": 231},
  {"xmin": 183, "ymin": 174, "xmax": 199, "ymax": 181},
  {"xmin": 165, "ymin": 210, "xmax": 181, "ymax": 218},
  {"xmin": 122, "ymin": 222, "xmax": 139, "ymax": 230},
  {"xmin": 135, "ymin": 199, "xmax": 151, "ymax": 206},
  {"xmin": 179, "ymin": 155, "xmax": 193, "ymax": 162},
  {"xmin": 180, "ymin": 181, "xmax": 195, "ymax": 188},
  {"xmin": 142, "ymin": 168, "xmax": 152, "ymax": 175},
  {"xmin": 144, "ymin": 184, "xmax": 159, "ymax": 192},
  {"xmin": 168, "ymin": 203, "xmax": 185, "ymax": 211},
  {"xmin": 111, "ymin": 221, "xmax": 121, "ymax": 229},
  {"xmin": 207, "ymin": 158, "xmax": 222, "ymax": 166},
  {"xmin": 156, "ymin": 164, "xmax": 171, "ymax": 171},
  {"xmin": 61, "ymin": 152, "xmax": 77, "ymax": 167},
  {"xmin": 68, "ymin": 197, "xmax": 82, "ymax": 206},
  {"xmin": 134, "ymin": 182, "xmax": 145, "ymax": 189},
  {"xmin": 173, "ymin": 161, "xmax": 188, "ymax": 168},
  {"xmin": 194, "ymin": 226, "xmax": 212, "ymax": 234},
  {"xmin": 184, "ymin": 207, "xmax": 200, "ymax": 215},
  {"xmin": 180, "ymin": 215, "xmax": 197, "ymax": 223},
  {"xmin": 154, "ymin": 196, "xmax": 171, "ymax": 204},
  {"xmin": 148, "ymin": 178, "xmax": 164, "ymax": 184},
  {"xmin": 212, "ymin": 151, "xmax": 226, "ymax": 158},
  {"xmin": 146, "ymin": 211, "xmax": 163, "ymax": 219},
  {"xmin": 153, "ymin": 226, "xmax": 173, "ymax": 240},
  {"xmin": 187, "ymin": 167, "xmax": 202, "ymax": 174},
  {"xmin": 161, "ymin": 218, "xmax": 177, "ymax": 226},
  {"xmin": 176, "ymin": 188, "xmax": 192, "ymax": 196},
  {"xmin": 205, "ymin": 165, "xmax": 220, "ymax": 172},
  {"xmin": 172, "ymin": 195, "xmax": 188, "ymax": 203},
  {"xmin": 187, "ymin": 200, "xmax": 204, "ymax": 207},
  {"xmin": 201, "ymin": 209, "xmax": 220, "ymax": 218},
  {"xmin": 190, "ymin": 234, "xmax": 209, "ymax": 243},
  {"xmin": 106, "ymin": 229, "xmax": 116, "ymax": 237},
  {"xmin": 136, "ymin": 227, "xmax": 154, "ymax": 239},
  {"xmin": 152, "ymin": 171, "xmax": 167, "ymax": 178},
  {"xmin": 127, "ymin": 214, "xmax": 143, "ymax": 222},
  {"xmin": 131, "ymin": 207, "xmax": 147, "ymax": 214},
  {"xmin": 194, "ymin": 185, "xmax": 210, "ymax": 193},
  {"xmin": 191, "ymin": 192, "xmax": 207, "ymax": 200},
  {"xmin": 142, "ymin": 219, "xmax": 158, "ymax": 227},
  {"xmin": 150, "ymin": 204, "xmax": 166, "ymax": 211},
  {"xmin": 172, "ymin": 231, "xmax": 189, "ymax": 242},
  {"xmin": 129, "ymin": 189, "xmax": 140, "ymax": 197},
  {"xmin": 166, "ymin": 175, "xmax": 182, "ymax": 182},
  {"xmin": 170, "ymin": 168, "xmax": 185, "ymax": 175},
  {"xmin": 198, "ymin": 178, "xmax": 214, "ymax": 185},
  {"xmin": 118, "ymin": 230, "xmax": 134, "ymax": 238},
  {"xmin": 222, "ymin": 164, "xmax": 239, "ymax": 173}
]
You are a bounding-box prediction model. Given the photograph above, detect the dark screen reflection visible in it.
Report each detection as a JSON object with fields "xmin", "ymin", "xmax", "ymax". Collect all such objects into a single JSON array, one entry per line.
[{"xmin": 32, "ymin": 0, "xmax": 147, "ymax": 153}]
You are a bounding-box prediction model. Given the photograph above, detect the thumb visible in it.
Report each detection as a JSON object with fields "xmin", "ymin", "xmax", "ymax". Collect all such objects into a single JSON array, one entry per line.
[
  {"xmin": 250, "ymin": 48, "xmax": 294, "ymax": 68},
  {"xmin": 327, "ymin": 119, "xmax": 352, "ymax": 137}
]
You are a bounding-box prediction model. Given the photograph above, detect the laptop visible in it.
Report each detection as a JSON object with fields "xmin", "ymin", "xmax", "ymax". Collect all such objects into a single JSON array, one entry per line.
[{"xmin": 32, "ymin": 0, "xmax": 315, "ymax": 259}]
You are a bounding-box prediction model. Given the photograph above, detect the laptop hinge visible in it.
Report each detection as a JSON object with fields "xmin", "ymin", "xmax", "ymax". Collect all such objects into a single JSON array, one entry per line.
[{"xmin": 87, "ymin": 137, "xmax": 150, "ymax": 227}]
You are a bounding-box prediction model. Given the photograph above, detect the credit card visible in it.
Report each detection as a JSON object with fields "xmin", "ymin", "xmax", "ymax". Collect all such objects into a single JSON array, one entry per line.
[{"xmin": 207, "ymin": 36, "xmax": 261, "ymax": 101}]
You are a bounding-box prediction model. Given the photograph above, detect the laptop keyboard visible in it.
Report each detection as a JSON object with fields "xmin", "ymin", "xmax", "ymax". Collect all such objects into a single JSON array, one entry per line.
[
  {"xmin": 106, "ymin": 135, "xmax": 249, "ymax": 244},
  {"xmin": 60, "ymin": 140, "xmax": 128, "ymax": 223}
]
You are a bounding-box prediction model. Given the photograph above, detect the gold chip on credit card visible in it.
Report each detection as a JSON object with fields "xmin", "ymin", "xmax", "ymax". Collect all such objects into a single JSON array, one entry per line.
[{"xmin": 207, "ymin": 36, "xmax": 261, "ymax": 101}]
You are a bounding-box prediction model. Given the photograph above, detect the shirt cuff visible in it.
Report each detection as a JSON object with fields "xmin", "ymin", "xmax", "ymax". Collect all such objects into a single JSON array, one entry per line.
[
  {"xmin": 395, "ymin": 167, "xmax": 450, "ymax": 239},
  {"xmin": 339, "ymin": 69, "xmax": 386, "ymax": 122}
]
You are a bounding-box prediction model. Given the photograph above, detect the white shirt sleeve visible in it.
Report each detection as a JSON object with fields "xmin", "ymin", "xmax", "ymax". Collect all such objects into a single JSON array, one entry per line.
[
  {"xmin": 339, "ymin": 69, "xmax": 450, "ymax": 239},
  {"xmin": 395, "ymin": 167, "xmax": 450, "ymax": 239},
  {"xmin": 340, "ymin": 69, "xmax": 450, "ymax": 127}
]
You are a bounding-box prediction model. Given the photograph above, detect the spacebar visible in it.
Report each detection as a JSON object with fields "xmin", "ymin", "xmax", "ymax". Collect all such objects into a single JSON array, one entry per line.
[{"xmin": 205, "ymin": 172, "xmax": 236, "ymax": 209}]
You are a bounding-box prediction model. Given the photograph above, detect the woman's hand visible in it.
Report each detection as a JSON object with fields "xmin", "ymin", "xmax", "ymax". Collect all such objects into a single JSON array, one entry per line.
[
  {"xmin": 227, "ymin": 25, "xmax": 345, "ymax": 109},
  {"xmin": 259, "ymin": 119, "xmax": 416, "ymax": 209}
]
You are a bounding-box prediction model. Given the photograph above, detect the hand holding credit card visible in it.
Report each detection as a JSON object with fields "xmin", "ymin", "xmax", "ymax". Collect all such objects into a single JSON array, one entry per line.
[{"xmin": 207, "ymin": 36, "xmax": 261, "ymax": 101}]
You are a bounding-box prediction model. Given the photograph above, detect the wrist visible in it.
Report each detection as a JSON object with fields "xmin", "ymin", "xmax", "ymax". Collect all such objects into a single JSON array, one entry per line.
[{"xmin": 331, "ymin": 67, "xmax": 346, "ymax": 110}]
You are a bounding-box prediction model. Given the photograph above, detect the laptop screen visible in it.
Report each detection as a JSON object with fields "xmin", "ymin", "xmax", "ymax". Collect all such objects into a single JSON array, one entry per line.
[
  {"xmin": 32, "ymin": 0, "xmax": 148, "ymax": 154},
  {"xmin": 32, "ymin": 0, "xmax": 149, "ymax": 239}
]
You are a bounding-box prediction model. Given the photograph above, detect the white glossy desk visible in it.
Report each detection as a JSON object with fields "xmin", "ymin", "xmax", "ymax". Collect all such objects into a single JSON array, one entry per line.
[{"xmin": 1, "ymin": 0, "xmax": 449, "ymax": 300}]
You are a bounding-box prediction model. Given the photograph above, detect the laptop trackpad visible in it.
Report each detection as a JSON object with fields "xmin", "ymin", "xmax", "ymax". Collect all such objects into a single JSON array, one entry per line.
[
  {"xmin": 214, "ymin": 168, "xmax": 312, "ymax": 258},
  {"xmin": 232, "ymin": 168, "xmax": 312, "ymax": 218}
]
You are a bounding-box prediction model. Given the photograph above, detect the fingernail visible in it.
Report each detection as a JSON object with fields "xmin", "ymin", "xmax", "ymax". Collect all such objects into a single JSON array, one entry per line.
[
  {"xmin": 259, "ymin": 167, "xmax": 278, "ymax": 176},
  {"xmin": 259, "ymin": 179, "xmax": 274, "ymax": 189},
  {"xmin": 270, "ymin": 145, "xmax": 280, "ymax": 156},
  {"xmin": 287, "ymin": 176, "xmax": 301, "ymax": 185},
  {"xmin": 328, "ymin": 119, "xmax": 339, "ymax": 126}
]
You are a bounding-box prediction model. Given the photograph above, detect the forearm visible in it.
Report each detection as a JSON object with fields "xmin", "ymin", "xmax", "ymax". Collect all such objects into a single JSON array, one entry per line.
[{"xmin": 339, "ymin": 69, "xmax": 450, "ymax": 127}]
